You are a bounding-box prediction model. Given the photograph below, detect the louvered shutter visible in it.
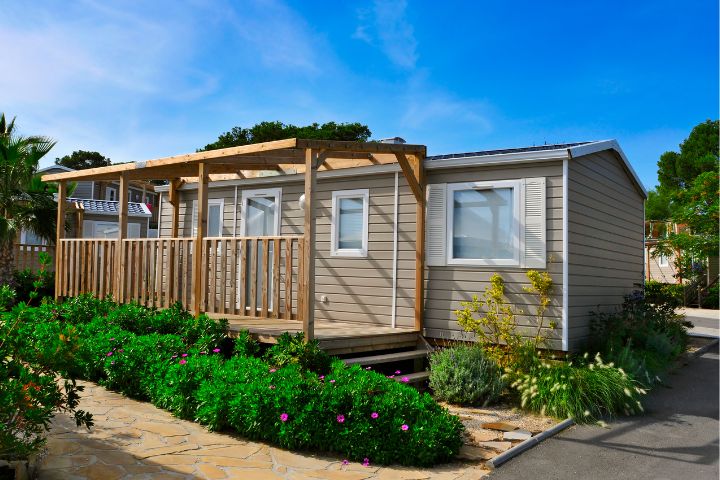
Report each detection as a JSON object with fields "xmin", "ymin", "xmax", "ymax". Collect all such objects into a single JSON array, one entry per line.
[
  {"xmin": 523, "ymin": 177, "xmax": 546, "ymax": 268},
  {"xmin": 191, "ymin": 200, "xmax": 198, "ymax": 237},
  {"xmin": 426, "ymin": 183, "xmax": 447, "ymax": 266}
]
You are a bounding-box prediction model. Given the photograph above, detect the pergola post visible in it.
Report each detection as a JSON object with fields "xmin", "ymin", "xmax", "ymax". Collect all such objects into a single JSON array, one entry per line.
[
  {"xmin": 413, "ymin": 154, "xmax": 425, "ymax": 332},
  {"xmin": 301, "ymin": 149, "xmax": 317, "ymax": 341},
  {"xmin": 168, "ymin": 179, "xmax": 180, "ymax": 302},
  {"xmin": 192, "ymin": 164, "xmax": 208, "ymax": 316},
  {"xmin": 54, "ymin": 181, "xmax": 66, "ymax": 300},
  {"xmin": 115, "ymin": 173, "xmax": 129, "ymax": 301}
]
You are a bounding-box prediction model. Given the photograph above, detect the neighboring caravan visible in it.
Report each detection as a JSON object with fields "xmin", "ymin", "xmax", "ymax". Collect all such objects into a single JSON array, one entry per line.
[{"xmin": 42, "ymin": 139, "xmax": 646, "ymax": 353}]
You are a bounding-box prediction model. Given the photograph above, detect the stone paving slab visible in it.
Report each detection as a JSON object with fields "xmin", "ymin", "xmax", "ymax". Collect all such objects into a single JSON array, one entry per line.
[{"xmin": 39, "ymin": 381, "xmax": 490, "ymax": 479}]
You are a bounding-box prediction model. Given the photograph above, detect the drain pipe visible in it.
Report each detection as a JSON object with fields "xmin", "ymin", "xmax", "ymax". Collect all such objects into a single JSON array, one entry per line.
[{"xmin": 391, "ymin": 171, "xmax": 399, "ymax": 328}]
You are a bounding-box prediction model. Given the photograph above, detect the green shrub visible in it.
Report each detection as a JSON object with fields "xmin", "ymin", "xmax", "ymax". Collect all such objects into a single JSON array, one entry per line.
[
  {"xmin": 265, "ymin": 332, "xmax": 332, "ymax": 374},
  {"xmin": 429, "ymin": 346, "xmax": 504, "ymax": 406},
  {"xmin": 701, "ymin": 284, "xmax": 719, "ymax": 309},
  {"xmin": 151, "ymin": 351, "xmax": 224, "ymax": 420},
  {"xmin": 510, "ymin": 353, "xmax": 646, "ymax": 422},
  {"xmin": 644, "ymin": 280, "xmax": 684, "ymax": 308},
  {"xmin": 196, "ymin": 358, "xmax": 463, "ymax": 466},
  {"xmin": 59, "ymin": 294, "xmax": 115, "ymax": 324},
  {"xmin": 233, "ymin": 330, "xmax": 260, "ymax": 357},
  {"xmin": 12, "ymin": 268, "xmax": 54, "ymax": 304},
  {"xmin": 0, "ymin": 285, "xmax": 16, "ymax": 312}
]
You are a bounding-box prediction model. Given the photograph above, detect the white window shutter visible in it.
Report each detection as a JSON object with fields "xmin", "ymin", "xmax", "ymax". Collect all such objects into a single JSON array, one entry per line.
[
  {"xmin": 191, "ymin": 200, "xmax": 198, "ymax": 237},
  {"xmin": 523, "ymin": 177, "xmax": 546, "ymax": 269},
  {"xmin": 425, "ymin": 183, "xmax": 447, "ymax": 266}
]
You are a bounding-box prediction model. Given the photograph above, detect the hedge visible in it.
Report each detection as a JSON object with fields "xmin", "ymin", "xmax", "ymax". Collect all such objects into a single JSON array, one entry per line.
[{"xmin": 7, "ymin": 296, "xmax": 463, "ymax": 467}]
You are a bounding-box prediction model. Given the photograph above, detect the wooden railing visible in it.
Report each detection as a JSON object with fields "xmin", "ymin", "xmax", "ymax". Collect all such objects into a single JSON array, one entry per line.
[
  {"xmin": 14, "ymin": 244, "xmax": 55, "ymax": 272},
  {"xmin": 56, "ymin": 236, "xmax": 304, "ymax": 319}
]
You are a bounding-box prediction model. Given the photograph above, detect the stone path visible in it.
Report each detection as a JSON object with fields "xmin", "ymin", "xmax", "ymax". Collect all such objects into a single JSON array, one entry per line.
[{"xmin": 39, "ymin": 381, "xmax": 490, "ymax": 480}]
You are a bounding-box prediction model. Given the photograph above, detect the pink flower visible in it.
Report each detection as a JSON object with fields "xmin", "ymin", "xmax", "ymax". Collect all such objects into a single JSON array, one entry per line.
[
  {"xmin": 342, "ymin": 459, "xmax": 349, "ymax": 466},
  {"xmin": 336, "ymin": 414, "xmax": 345, "ymax": 423},
  {"xmin": 106, "ymin": 352, "xmax": 113, "ymax": 357},
  {"xmin": 365, "ymin": 366, "xmax": 372, "ymax": 370},
  {"xmin": 401, "ymin": 424, "xmax": 409, "ymax": 431},
  {"xmin": 401, "ymin": 376, "xmax": 409, "ymax": 383},
  {"xmin": 280, "ymin": 413, "xmax": 289, "ymax": 422},
  {"xmin": 109, "ymin": 338, "xmax": 115, "ymax": 341},
  {"xmin": 387, "ymin": 375, "xmax": 395, "ymax": 379},
  {"xmin": 110, "ymin": 361, "xmax": 115, "ymax": 365},
  {"xmin": 200, "ymin": 351, "xmax": 207, "ymax": 355},
  {"xmin": 212, "ymin": 348, "xmax": 221, "ymax": 353},
  {"xmin": 179, "ymin": 359, "xmax": 187, "ymax": 365},
  {"xmin": 362, "ymin": 458, "xmax": 370, "ymax": 467},
  {"xmin": 269, "ymin": 385, "xmax": 275, "ymax": 390},
  {"xmin": 269, "ymin": 368, "xmax": 277, "ymax": 373},
  {"xmin": 329, "ymin": 379, "xmax": 336, "ymax": 383},
  {"xmin": 117, "ymin": 349, "xmax": 124, "ymax": 353},
  {"xmin": 319, "ymin": 375, "xmax": 325, "ymax": 380},
  {"xmin": 370, "ymin": 412, "xmax": 379, "ymax": 419},
  {"xmin": 395, "ymin": 370, "xmax": 401, "ymax": 375},
  {"xmin": 171, "ymin": 355, "xmax": 178, "ymax": 359},
  {"xmin": 181, "ymin": 353, "xmax": 188, "ymax": 357}
]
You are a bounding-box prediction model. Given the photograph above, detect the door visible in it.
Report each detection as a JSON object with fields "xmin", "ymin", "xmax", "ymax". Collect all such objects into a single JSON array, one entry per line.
[{"xmin": 241, "ymin": 189, "xmax": 281, "ymax": 312}]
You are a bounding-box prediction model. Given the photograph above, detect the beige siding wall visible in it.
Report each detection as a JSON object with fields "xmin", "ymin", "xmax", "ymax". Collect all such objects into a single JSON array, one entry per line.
[
  {"xmin": 567, "ymin": 150, "xmax": 645, "ymax": 350},
  {"xmin": 423, "ymin": 161, "xmax": 565, "ymax": 350},
  {"xmin": 159, "ymin": 173, "xmax": 417, "ymax": 327},
  {"xmin": 645, "ymin": 246, "xmax": 679, "ymax": 283}
]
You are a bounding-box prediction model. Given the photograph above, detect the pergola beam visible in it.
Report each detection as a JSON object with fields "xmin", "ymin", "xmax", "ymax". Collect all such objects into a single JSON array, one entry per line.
[{"xmin": 54, "ymin": 181, "xmax": 66, "ymax": 300}]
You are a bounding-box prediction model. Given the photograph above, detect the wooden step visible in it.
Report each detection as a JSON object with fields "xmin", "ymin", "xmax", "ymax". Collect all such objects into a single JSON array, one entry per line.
[
  {"xmin": 393, "ymin": 371, "xmax": 430, "ymax": 383},
  {"xmin": 343, "ymin": 349, "xmax": 430, "ymax": 366}
]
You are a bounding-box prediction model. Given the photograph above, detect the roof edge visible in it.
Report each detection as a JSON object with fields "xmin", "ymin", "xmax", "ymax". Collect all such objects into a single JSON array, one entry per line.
[{"xmin": 567, "ymin": 140, "xmax": 647, "ymax": 198}]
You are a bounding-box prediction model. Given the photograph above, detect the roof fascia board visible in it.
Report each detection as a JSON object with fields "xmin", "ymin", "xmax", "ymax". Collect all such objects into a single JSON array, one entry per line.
[
  {"xmin": 425, "ymin": 148, "xmax": 569, "ymax": 169},
  {"xmin": 568, "ymin": 140, "xmax": 647, "ymax": 198}
]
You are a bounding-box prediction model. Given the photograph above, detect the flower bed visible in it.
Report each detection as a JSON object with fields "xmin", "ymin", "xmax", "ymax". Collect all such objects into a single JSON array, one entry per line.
[{"xmin": 5, "ymin": 295, "xmax": 463, "ymax": 467}]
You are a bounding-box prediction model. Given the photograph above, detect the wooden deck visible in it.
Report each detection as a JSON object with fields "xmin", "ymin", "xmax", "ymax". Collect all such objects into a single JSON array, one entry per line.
[{"xmin": 221, "ymin": 317, "xmax": 420, "ymax": 355}]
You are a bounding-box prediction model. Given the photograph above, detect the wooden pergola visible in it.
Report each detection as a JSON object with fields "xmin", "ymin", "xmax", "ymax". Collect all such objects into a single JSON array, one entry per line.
[{"xmin": 42, "ymin": 138, "xmax": 427, "ymax": 341}]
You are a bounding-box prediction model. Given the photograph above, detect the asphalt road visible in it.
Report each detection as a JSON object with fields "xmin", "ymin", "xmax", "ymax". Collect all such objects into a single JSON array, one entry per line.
[
  {"xmin": 685, "ymin": 310, "xmax": 720, "ymax": 332},
  {"xmin": 489, "ymin": 344, "xmax": 719, "ymax": 480}
]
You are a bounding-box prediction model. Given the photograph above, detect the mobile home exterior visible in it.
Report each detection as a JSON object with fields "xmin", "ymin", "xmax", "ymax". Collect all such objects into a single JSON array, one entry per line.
[{"xmin": 154, "ymin": 140, "xmax": 646, "ymax": 351}]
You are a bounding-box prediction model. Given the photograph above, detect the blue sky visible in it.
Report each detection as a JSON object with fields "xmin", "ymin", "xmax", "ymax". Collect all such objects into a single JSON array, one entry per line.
[{"xmin": 1, "ymin": 0, "xmax": 717, "ymax": 189}]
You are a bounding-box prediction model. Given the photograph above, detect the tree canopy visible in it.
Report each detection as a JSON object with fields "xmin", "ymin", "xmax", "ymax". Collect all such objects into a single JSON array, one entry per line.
[
  {"xmin": 651, "ymin": 119, "xmax": 719, "ymax": 280},
  {"xmin": 199, "ymin": 121, "xmax": 372, "ymax": 151},
  {"xmin": 55, "ymin": 150, "xmax": 111, "ymax": 170}
]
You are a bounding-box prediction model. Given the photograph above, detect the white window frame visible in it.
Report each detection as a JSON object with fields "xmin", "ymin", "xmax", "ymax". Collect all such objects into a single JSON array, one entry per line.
[
  {"xmin": 658, "ymin": 253, "xmax": 669, "ymax": 267},
  {"xmin": 192, "ymin": 198, "xmax": 225, "ymax": 237},
  {"xmin": 105, "ymin": 187, "xmax": 117, "ymax": 201},
  {"xmin": 446, "ymin": 180, "xmax": 521, "ymax": 266},
  {"xmin": 240, "ymin": 188, "xmax": 282, "ymax": 237},
  {"xmin": 331, "ymin": 189, "xmax": 369, "ymax": 258}
]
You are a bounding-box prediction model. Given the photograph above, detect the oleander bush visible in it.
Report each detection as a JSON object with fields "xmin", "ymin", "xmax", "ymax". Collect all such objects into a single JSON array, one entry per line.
[
  {"xmin": 429, "ymin": 345, "xmax": 504, "ymax": 406},
  {"xmin": 3, "ymin": 296, "xmax": 463, "ymax": 467}
]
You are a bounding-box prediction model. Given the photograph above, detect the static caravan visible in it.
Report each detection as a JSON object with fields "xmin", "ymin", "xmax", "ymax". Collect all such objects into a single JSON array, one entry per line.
[{"xmin": 43, "ymin": 138, "xmax": 646, "ymax": 354}]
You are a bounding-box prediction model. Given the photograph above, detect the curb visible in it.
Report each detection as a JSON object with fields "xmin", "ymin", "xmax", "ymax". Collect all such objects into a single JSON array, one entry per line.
[
  {"xmin": 687, "ymin": 337, "xmax": 719, "ymax": 359},
  {"xmin": 485, "ymin": 418, "xmax": 574, "ymax": 469}
]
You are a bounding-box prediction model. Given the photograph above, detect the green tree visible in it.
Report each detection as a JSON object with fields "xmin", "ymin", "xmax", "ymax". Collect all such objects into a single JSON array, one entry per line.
[
  {"xmin": 199, "ymin": 121, "xmax": 371, "ymax": 151},
  {"xmin": 0, "ymin": 114, "xmax": 57, "ymax": 285},
  {"xmin": 55, "ymin": 150, "xmax": 111, "ymax": 170},
  {"xmin": 653, "ymin": 120, "xmax": 719, "ymax": 281},
  {"xmin": 644, "ymin": 188, "xmax": 671, "ymax": 220}
]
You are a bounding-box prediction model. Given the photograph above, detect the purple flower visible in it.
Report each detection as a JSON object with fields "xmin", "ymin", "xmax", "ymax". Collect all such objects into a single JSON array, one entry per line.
[
  {"xmin": 117, "ymin": 349, "xmax": 124, "ymax": 353},
  {"xmin": 109, "ymin": 337, "xmax": 115, "ymax": 341},
  {"xmin": 387, "ymin": 375, "xmax": 395, "ymax": 379},
  {"xmin": 171, "ymin": 355, "xmax": 178, "ymax": 359},
  {"xmin": 401, "ymin": 376, "xmax": 409, "ymax": 383},
  {"xmin": 110, "ymin": 361, "xmax": 115, "ymax": 365},
  {"xmin": 200, "ymin": 351, "xmax": 207, "ymax": 355},
  {"xmin": 362, "ymin": 458, "xmax": 370, "ymax": 467},
  {"xmin": 269, "ymin": 368, "xmax": 277, "ymax": 373},
  {"xmin": 329, "ymin": 379, "xmax": 336, "ymax": 383},
  {"xmin": 401, "ymin": 424, "xmax": 409, "ymax": 431},
  {"xmin": 342, "ymin": 459, "xmax": 349, "ymax": 466},
  {"xmin": 280, "ymin": 413, "xmax": 289, "ymax": 422},
  {"xmin": 336, "ymin": 414, "xmax": 345, "ymax": 423},
  {"xmin": 181, "ymin": 353, "xmax": 188, "ymax": 358},
  {"xmin": 106, "ymin": 352, "xmax": 113, "ymax": 357},
  {"xmin": 395, "ymin": 370, "xmax": 401, "ymax": 375},
  {"xmin": 319, "ymin": 375, "xmax": 325, "ymax": 380},
  {"xmin": 212, "ymin": 348, "xmax": 221, "ymax": 353},
  {"xmin": 370, "ymin": 412, "xmax": 379, "ymax": 419},
  {"xmin": 365, "ymin": 367, "xmax": 371, "ymax": 370},
  {"xmin": 179, "ymin": 359, "xmax": 187, "ymax": 365}
]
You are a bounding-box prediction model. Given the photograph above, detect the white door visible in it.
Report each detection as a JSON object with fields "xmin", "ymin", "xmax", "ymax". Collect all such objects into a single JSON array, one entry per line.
[{"xmin": 241, "ymin": 189, "xmax": 281, "ymax": 311}]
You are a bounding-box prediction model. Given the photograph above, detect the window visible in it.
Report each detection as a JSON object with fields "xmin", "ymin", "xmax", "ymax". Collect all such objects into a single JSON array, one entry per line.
[
  {"xmin": 426, "ymin": 178, "xmax": 546, "ymax": 268},
  {"xmin": 82, "ymin": 221, "xmax": 141, "ymax": 238},
  {"xmin": 105, "ymin": 187, "xmax": 117, "ymax": 201},
  {"xmin": 446, "ymin": 181, "xmax": 521, "ymax": 266},
  {"xmin": 331, "ymin": 189, "xmax": 369, "ymax": 257},
  {"xmin": 20, "ymin": 229, "xmax": 47, "ymax": 245},
  {"xmin": 659, "ymin": 254, "xmax": 669, "ymax": 267},
  {"xmin": 192, "ymin": 199, "xmax": 224, "ymax": 237}
]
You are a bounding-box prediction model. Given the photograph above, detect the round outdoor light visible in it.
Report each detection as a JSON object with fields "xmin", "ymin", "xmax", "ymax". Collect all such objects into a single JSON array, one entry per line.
[{"xmin": 298, "ymin": 193, "xmax": 306, "ymax": 211}]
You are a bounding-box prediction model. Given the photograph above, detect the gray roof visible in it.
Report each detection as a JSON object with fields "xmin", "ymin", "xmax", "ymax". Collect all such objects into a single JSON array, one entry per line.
[
  {"xmin": 67, "ymin": 198, "xmax": 151, "ymax": 217},
  {"xmin": 427, "ymin": 142, "xmax": 591, "ymax": 161}
]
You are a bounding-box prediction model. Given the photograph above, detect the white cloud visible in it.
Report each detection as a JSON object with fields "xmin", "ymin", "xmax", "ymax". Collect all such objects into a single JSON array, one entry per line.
[{"xmin": 354, "ymin": 0, "xmax": 418, "ymax": 69}]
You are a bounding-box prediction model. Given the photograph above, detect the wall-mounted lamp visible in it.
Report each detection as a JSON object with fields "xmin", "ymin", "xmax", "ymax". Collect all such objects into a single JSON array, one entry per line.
[{"xmin": 298, "ymin": 193, "xmax": 306, "ymax": 211}]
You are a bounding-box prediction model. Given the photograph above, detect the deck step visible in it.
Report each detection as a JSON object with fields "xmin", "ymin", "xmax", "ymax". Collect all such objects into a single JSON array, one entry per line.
[
  {"xmin": 343, "ymin": 349, "xmax": 430, "ymax": 366},
  {"xmin": 393, "ymin": 371, "xmax": 430, "ymax": 383}
]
